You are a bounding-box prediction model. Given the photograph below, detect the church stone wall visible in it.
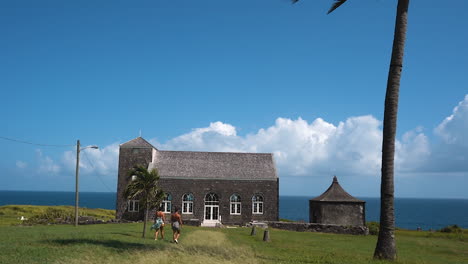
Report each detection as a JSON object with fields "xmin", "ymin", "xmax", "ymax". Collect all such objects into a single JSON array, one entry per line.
[
  {"xmin": 310, "ymin": 201, "xmax": 365, "ymax": 227},
  {"xmin": 268, "ymin": 221, "xmax": 369, "ymax": 235},
  {"xmin": 159, "ymin": 178, "xmax": 279, "ymax": 226},
  {"xmin": 116, "ymin": 147, "xmax": 153, "ymax": 219},
  {"xmin": 115, "ymin": 142, "xmax": 279, "ymax": 225}
]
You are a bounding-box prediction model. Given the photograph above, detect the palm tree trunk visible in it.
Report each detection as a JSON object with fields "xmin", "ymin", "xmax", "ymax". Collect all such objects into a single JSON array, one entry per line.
[
  {"xmin": 142, "ymin": 204, "xmax": 149, "ymax": 238},
  {"xmin": 374, "ymin": 0, "xmax": 409, "ymax": 260}
]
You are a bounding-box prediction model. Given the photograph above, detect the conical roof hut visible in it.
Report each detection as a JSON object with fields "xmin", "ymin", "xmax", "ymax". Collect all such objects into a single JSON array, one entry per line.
[{"xmin": 309, "ymin": 176, "xmax": 366, "ymax": 226}]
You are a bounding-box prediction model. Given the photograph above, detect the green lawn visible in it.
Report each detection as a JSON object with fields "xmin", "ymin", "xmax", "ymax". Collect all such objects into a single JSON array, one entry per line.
[
  {"xmin": 0, "ymin": 223, "xmax": 466, "ymax": 264},
  {"xmin": 0, "ymin": 206, "xmax": 466, "ymax": 264}
]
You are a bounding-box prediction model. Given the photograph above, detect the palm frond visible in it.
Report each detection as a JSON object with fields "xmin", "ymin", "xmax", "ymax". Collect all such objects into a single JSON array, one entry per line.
[
  {"xmin": 327, "ymin": 0, "xmax": 347, "ymax": 14},
  {"xmin": 291, "ymin": 0, "xmax": 347, "ymax": 14},
  {"xmin": 123, "ymin": 165, "xmax": 163, "ymax": 211}
]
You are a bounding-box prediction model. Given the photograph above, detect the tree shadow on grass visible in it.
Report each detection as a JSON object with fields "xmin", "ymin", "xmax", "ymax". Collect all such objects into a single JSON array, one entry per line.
[
  {"xmin": 110, "ymin": 232, "xmax": 140, "ymax": 237},
  {"xmin": 46, "ymin": 238, "xmax": 166, "ymax": 253}
]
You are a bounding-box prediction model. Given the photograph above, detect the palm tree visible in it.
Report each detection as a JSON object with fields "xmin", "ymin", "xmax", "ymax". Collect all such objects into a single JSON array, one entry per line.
[
  {"xmin": 292, "ymin": 0, "xmax": 410, "ymax": 260},
  {"xmin": 123, "ymin": 165, "xmax": 165, "ymax": 238}
]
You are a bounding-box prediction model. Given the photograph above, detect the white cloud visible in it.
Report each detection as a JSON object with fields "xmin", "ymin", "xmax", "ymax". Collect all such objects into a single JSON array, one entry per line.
[
  {"xmin": 426, "ymin": 95, "xmax": 468, "ymax": 172},
  {"xmin": 37, "ymin": 95, "xmax": 467, "ymax": 185},
  {"xmin": 155, "ymin": 95, "xmax": 468, "ymax": 178},
  {"xmin": 62, "ymin": 143, "xmax": 120, "ymax": 176},
  {"xmin": 395, "ymin": 127, "xmax": 431, "ymax": 172},
  {"xmin": 16, "ymin": 160, "xmax": 27, "ymax": 169},
  {"xmin": 160, "ymin": 121, "xmax": 241, "ymax": 152},
  {"xmin": 435, "ymin": 95, "xmax": 468, "ymax": 147},
  {"xmin": 36, "ymin": 149, "xmax": 61, "ymax": 174},
  {"xmin": 81, "ymin": 143, "xmax": 120, "ymax": 176},
  {"xmin": 158, "ymin": 115, "xmax": 427, "ymax": 178},
  {"xmin": 240, "ymin": 116, "xmax": 384, "ymax": 176}
]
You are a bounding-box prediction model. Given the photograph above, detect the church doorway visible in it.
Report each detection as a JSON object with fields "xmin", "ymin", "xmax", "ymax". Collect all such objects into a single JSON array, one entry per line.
[{"xmin": 204, "ymin": 193, "xmax": 219, "ymax": 222}]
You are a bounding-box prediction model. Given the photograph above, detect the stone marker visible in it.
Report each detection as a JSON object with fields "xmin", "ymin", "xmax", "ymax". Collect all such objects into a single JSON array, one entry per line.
[
  {"xmin": 263, "ymin": 229, "xmax": 270, "ymax": 242},
  {"xmin": 250, "ymin": 226, "xmax": 256, "ymax": 236}
]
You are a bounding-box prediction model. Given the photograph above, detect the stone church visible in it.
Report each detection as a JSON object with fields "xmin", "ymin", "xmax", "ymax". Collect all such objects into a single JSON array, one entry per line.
[{"xmin": 116, "ymin": 137, "xmax": 279, "ymax": 226}]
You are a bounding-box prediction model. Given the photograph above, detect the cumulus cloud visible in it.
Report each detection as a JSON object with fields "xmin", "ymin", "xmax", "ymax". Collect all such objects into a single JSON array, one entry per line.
[
  {"xmin": 35, "ymin": 95, "xmax": 466, "ymax": 184},
  {"xmin": 36, "ymin": 149, "xmax": 61, "ymax": 174},
  {"xmin": 395, "ymin": 127, "xmax": 431, "ymax": 172},
  {"xmin": 159, "ymin": 122, "xmax": 240, "ymax": 152},
  {"xmin": 435, "ymin": 95, "xmax": 468, "ymax": 147},
  {"xmin": 427, "ymin": 95, "xmax": 468, "ymax": 172},
  {"xmin": 158, "ymin": 115, "xmax": 427, "ymax": 178},
  {"xmin": 62, "ymin": 143, "xmax": 119, "ymax": 176}
]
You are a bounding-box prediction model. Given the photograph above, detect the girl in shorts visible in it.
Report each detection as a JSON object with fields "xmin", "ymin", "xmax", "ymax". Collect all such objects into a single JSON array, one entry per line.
[{"xmin": 171, "ymin": 207, "xmax": 182, "ymax": 243}]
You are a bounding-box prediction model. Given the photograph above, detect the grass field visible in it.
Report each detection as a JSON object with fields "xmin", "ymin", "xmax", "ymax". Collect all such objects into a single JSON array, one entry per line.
[
  {"xmin": 0, "ymin": 206, "xmax": 466, "ymax": 264},
  {"xmin": 0, "ymin": 205, "xmax": 115, "ymax": 226}
]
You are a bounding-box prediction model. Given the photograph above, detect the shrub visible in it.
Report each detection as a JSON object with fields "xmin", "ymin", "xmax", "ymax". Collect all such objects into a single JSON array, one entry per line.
[
  {"xmin": 367, "ymin": 221, "xmax": 380, "ymax": 235},
  {"xmin": 439, "ymin": 224, "xmax": 463, "ymax": 234},
  {"xmin": 23, "ymin": 208, "xmax": 73, "ymax": 225}
]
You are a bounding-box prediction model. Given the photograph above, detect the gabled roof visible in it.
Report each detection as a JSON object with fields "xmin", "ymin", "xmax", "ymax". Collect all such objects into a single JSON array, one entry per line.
[
  {"xmin": 310, "ymin": 176, "xmax": 364, "ymax": 203},
  {"xmin": 149, "ymin": 150, "xmax": 278, "ymax": 181},
  {"xmin": 120, "ymin": 137, "xmax": 155, "ymax": 149}
]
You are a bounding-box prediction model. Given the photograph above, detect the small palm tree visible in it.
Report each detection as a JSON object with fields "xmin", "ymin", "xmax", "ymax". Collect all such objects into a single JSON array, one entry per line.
[
  {"xmin": 292, "ymin": 0, "xmax": 410, "ymax": 260},
  {"xmin": 123, "ymin": 165, "xmax": 165, "ymax": 238}
]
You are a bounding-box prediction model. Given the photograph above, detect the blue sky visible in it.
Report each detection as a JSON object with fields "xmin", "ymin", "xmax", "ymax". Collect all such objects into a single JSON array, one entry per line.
[{"xmin": 1, "ymin": 0, "xmax": 467, "ymax": 198}]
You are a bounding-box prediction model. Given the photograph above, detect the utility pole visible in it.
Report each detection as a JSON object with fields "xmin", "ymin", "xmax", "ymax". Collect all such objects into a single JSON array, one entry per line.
[{"xmin": 75, "ymin": 140, "xmax": 80, "ymax": 227}]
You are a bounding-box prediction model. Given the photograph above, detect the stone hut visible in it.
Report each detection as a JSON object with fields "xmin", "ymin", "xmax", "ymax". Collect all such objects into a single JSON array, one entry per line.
[
  {"xmin": 309, "ymin": 176, "xmax": 365, "ymax": 226},
  {"xmin": 116, "ymin": 137, "xmax": 279, "ymax": 226}
]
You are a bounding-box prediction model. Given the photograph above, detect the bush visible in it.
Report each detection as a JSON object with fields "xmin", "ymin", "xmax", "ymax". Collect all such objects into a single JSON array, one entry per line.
[
  {"xmin": 23, "ymin": 208, "xmax": 73, "ymax": 225},
  {"xmin": 11, "ymin": 206, "xmax": 21, "ymax": 211},
  {"xmin": 439, "ymin": 224, "xmax": 463, "ymax": 234},
  {"xmin": 367, "ymin": 221, "xmax": 380, "ymax": 235}
]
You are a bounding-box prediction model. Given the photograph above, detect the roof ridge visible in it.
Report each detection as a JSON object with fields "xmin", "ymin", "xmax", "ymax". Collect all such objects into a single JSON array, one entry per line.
[
  {"xmin": 153, "ymin": 149, "xmax": 278, "ymax": 180},
  {"xmin": 310, "ymin": 176, "xmax": 364, "ymax": 202},
  {"xmin": 158, "ymin": 150, "xmax": 273, "ymax": 155},
  {"xmin": 120, "ymin": 137, "xmax": 156, "ymax": 149}
]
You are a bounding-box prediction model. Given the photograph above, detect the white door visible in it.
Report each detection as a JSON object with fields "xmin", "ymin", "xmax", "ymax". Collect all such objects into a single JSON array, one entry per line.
[
  {"xmin": 204, "ymin": 205, "xmax": 219, "ymax": 221},
  {"xmin": 204, "ymin": 193, "xmax": 220, "ymax": 222}
]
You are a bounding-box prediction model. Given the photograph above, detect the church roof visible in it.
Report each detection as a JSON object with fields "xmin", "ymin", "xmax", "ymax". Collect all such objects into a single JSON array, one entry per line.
[
  {"xmin": 120, "ymin": 137, "xmax": 155, "ymax": 149},
  {"xmin": 149, "ymin": 150, "xmax": 278, "ymax": 181},
  {"xmin": 310, "ymin": 176, "xmax": 364, "ymax": 203}
]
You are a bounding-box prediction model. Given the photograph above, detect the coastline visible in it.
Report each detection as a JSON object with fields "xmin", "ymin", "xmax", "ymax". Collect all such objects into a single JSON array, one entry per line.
[{"xmin": 1, "ymin": 190, "xmax": 467, "ymax": 230}]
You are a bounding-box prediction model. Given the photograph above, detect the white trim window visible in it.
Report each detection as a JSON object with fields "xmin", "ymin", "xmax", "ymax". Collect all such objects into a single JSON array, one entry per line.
[
  {"xmin": 127, "ymin": 200, "xmax": 139, "ymax": 212},
  {"xmin": 161, "ymin": 193, "xmax": 172, "ymax": 213},
  {"xmin": 182, "ymin": 193, "xmax": 194, "ymax": 214},
  {"xmin": 230, "ymin": 194, "xmax": 241, "ymax": 215},
  {"xmin": 252, "ymin": 195, "xmax": 263, "ymax": 214}
]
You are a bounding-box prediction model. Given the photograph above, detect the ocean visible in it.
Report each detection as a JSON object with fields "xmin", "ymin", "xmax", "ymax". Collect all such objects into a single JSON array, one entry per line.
[{"xmin": 1, "ymin": 190, "xmax": 466, "ymax": 230}]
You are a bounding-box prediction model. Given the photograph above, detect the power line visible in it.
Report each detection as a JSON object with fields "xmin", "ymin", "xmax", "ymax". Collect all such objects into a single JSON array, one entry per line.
[
  {"xmin": 0, "ymin": 136, "xmax": 75, "ymax": 147},
  {"xmin": 2, "ymin": 135, "xmax": 113, "ymax": 191},
  {"xmin": 82, "ymin": 150, "xmax": 114, "ymax": 192}
]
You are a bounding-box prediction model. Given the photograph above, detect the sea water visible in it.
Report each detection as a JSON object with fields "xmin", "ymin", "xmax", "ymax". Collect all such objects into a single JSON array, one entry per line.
[
  {"xmin": 1, "ymin": 191, "xmax": 466, "ymax": 230},
  {"xmin": 280, "ymin": 196, "xmax": 468, "ymax": 230}
]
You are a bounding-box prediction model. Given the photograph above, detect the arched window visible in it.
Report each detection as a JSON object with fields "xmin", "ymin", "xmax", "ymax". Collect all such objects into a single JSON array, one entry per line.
[
  {"xmin": 252, "ymin": 195, "xmax": 263, "ymax": 214},
  {"xmin": 182, "ymin": 193, "xmax": 194, "ymax": 214},
  {"xmin": 230, "ymin": 194, "xmax": 241, "ymax": 215},
  {"xmin": 205, "ymin": 193, "xmax": 219, "ymax": 205},
  {"xmin": 127, "ymin": 200, "xmax": 139, "ymax": 212},
  {"xmin": 161, "ymin": 193, "xmax": 172, "ymax": 213}
]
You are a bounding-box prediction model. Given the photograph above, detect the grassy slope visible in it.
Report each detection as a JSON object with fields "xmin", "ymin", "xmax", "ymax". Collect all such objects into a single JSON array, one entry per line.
[
  {"xmin": 0, "ymin": 205, "xmax": 115, "ymax": 226},
  {"xmin": 0, "ymin": 223, "xmax": 466, "ymax": 264},
  {"xmin": 0, "ymin": 205, "xmax": 466, "ymax": 264}
]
